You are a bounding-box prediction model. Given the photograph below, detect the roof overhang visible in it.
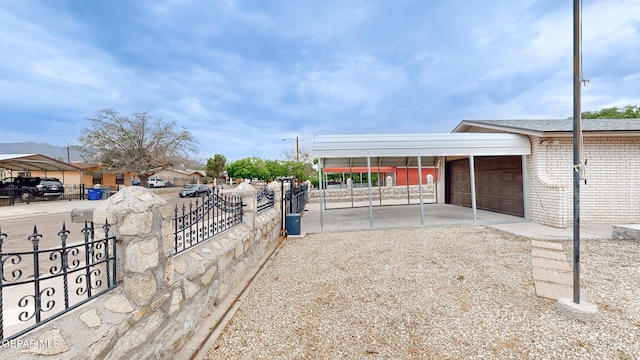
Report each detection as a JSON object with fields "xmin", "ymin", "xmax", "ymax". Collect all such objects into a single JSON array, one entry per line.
[
  {"xmin": 0, "ymin": 154, "xmax": 83, "ymax": 173},
  {"xmin": 312, "ymin": 133, "xmax": 531, "ymax": 168},
  {"xmin": 453, "ymin": 119, "xmax": 640, "ymax": 137}
]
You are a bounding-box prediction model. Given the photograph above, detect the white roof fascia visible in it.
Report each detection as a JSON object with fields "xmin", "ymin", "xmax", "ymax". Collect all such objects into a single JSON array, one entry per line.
[{"xmin": 312, "ymin": 133, "xmax": 531, "ymax": 159}]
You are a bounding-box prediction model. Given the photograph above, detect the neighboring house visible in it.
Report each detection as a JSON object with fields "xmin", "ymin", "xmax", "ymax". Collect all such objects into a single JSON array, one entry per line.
[
  {"xmin": 452, "ymin": 119, "xmax": 640, "ymax": 228},
  {"xmin": 151, "ymin": 169, "xmax": 206, "ymax": 186},
  {"xmin": 1, "ymin": 154, "xmax": 208, "ymax": 191},
  {"xmin": 73, "ymin": 163, "xmax": 137, "ymax": 188},
  {"xmin": 30, "ymin": 163, "xmax": 137, "ymax": 189}
]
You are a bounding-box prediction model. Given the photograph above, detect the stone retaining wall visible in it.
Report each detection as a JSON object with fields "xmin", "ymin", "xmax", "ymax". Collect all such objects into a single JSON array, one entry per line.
[
  {"xmin": 1, "ymin": 182, "xmax": 283, "ymax": 359},
  {"xmin": 308, "ymin": 185, "xmax": 436, "ymax": 203}
]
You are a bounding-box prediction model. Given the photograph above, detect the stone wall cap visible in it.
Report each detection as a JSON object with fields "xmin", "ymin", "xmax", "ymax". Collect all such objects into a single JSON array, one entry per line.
[
  {"xmin": 267, "ymin": 181, "xmax": 281, "ymax": 190},
  {"xmin": 96, "ymin": 186, "xmax": 167, "ymax": 213},
  {"xmin": 234, "ymin": 182, "xmax": 255, "ymax": 193}
]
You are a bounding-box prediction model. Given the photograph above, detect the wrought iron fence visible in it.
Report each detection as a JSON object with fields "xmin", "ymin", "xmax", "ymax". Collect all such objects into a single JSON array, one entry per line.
[
  {"xmin": 0, "ymin": 184, "xmax": 86, "ymax": 206},
  {"xmin": 62, "ymin": 184, "xmax": 86, "ymax": 201},
  {"xmin": 173, "ymin": 189, "xmax": 243, "ymax": 255},
  {"xmin": 257, "ymin": 186, "xmax": 275, "ymax": 214},
  {"xmin": 0, "ymin": 221, "xmax": 118, "ymax": 342},
  {"xmin": 285, "ymin": 182, "xmax": 308, "ymax": 215}
]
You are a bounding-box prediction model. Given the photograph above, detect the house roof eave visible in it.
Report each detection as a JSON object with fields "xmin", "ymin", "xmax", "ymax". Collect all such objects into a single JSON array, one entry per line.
[{"xmin": 452, "ymin": 120, "xmax": 545, "ymax": 137}]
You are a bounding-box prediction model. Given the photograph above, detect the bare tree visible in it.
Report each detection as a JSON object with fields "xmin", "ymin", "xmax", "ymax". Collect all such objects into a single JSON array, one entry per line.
[
  {"xmin": 78, "ymin": 109, "xmax": 197, "ymax": 184},
  {"xmin": 282, "ymin": 146, "xmax": 313, "ymax": 163}
]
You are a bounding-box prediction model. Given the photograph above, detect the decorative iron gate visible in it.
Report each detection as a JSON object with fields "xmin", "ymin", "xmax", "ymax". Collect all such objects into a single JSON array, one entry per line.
[
  {"xmin": 257, "ymin": 185, "xmax": 275, "ymax": 214},
  {"xmin": 284, "ymin": 181, "xmax": 308, "ymax": 215}
]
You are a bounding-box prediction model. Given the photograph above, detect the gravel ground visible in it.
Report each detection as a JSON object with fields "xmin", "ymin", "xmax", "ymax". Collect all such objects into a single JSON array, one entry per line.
[{"xmin": 204, "ymin": 226, "xmax": 640, "ymax": 359}]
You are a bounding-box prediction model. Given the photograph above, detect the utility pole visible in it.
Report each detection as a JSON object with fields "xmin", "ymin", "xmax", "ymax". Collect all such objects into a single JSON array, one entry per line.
[
  {"xmin": 572, "ymin": 0, "xmax": 582, "ymax": 304},
  {"xmin": 281, "ymin": 137, "xmax": 299, "ymax": 162},
  {"xmin": 558, "ymin": 0, "xmax": 598, "ymax": 322}
]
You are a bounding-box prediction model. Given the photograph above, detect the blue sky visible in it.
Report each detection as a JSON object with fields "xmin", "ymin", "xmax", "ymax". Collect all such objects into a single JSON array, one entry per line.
[{"xmin": 1, "ymin": 0, "xmax": 639, "ymax": 163}]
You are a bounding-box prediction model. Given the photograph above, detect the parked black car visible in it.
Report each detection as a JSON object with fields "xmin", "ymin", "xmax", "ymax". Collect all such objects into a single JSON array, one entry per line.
[
  {"xmin": 179, "ymin": 184, "xmax": 212, "ymax": 198},
  {"xmin": 0, "ymin": 176, "xmax": 65, "ymax": 201}
]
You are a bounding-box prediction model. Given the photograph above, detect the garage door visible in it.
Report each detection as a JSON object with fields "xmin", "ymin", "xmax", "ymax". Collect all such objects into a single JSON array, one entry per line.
[{"xmin": 446, "ymin": 156, "xmax": 524, "ymax": 217}]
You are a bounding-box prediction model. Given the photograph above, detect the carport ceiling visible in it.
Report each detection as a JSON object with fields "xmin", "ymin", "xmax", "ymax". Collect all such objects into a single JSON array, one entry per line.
[
  {"xmin": 316, "ymin": 156, "xmax": 441, "ymax": 168},
  {"xmin": 0, "ymin": 154, "xmax": 82, "ymax": 172},
  {"xmin": 312, "ymin": 133, "xmax": 532, "ymax": 168}
]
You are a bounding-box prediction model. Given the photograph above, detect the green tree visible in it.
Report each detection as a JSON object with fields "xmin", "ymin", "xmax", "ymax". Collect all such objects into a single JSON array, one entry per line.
[
  {"xmin": 77, "ymin": 109, "xmax": 197, "ymax": 185},
  {"xmin": 225, "ymin": 157, "xmax": 317, "ymax": 183},
  {"xmin": 265, "ymin": 159, "xmax": 288, "ymax": 179},
  {"xmin": 282, "ymin": 146, "xmax": 317, "ymax": 182},
  {"xmin": 582, "ymin": 105, "xmax": 640, "ymax": 119},
  {"xmin": 226, "ymin": 158, "xmax": 254, "ymax": 180},
  {"xmin": 287, "ymin": 161, "xmax": 315, "ymax": 182},
  {"xmin": 226, "ymin": 157, "xmax": 270, "ymax": 181},
  {"xmin": 205, "ymin": 154, "xmax": 227, "ymax": 181}
]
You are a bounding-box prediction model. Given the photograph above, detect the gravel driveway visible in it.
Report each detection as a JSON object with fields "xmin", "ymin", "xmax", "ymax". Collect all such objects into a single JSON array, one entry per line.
[{"xmin": 204, "ymin": 226, "xmax": 640, "ymax": 359}]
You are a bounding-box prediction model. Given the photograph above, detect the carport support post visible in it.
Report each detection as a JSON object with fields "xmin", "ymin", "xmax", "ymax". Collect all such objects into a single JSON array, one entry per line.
[
  {"xmin": 522, "ymin": 155, "xmax": 529, "ymax": 221},
  {"xmin": 377, "ymin": 160, "xmax": 382, "ymax": 206},
  {"xmin": 349, "ymin": 160, "xmax": 354, "ymax": 208},
  {"xmin": 319, "ymin": 159, "xmax": 325, "ymax": 232},
  {"xmin": 323, "ymin": 171, "xmax": 328, "ymax": 211},
  {"xmin": 405, "ymin": 161, "xmax": 410, "ymax": 204},
  {"xmin": 367, "ymin": 156, "xmax": 373, "ymax": 228},
  {"xmin": 417, "ymin": 156, "xmax": 425, "ymax": 226},
  {"xmin": 469, "ymin": 155, "xmax": 477, "ymax": 223}
]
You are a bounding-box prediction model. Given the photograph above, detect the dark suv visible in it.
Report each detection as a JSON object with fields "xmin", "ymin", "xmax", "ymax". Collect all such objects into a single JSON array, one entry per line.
[{"xmin": 0, "ymin": 176, "xmax": 65, "ymax": 201}]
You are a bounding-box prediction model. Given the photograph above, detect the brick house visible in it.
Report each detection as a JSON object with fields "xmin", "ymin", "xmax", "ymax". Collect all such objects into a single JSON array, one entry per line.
[
  {"xmin": 29, "ymin": 163, "xmax": 137, "ymax": 188},
  {"xmin": 313, "ymin": 119, "xmax": 640, "ymax": 229},
  {"xmin": 452, "ymin": 119, "xmax": 640, "ymax": 228}
]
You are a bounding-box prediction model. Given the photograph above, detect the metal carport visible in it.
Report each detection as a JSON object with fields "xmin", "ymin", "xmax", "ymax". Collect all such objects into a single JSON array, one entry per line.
[
  {"xmin": 312, "ymin": 133, "xmax": 532, "ymax": 231},
  {"xmin": 0, "ymin": 154, "xmax": 83, "ymax": 182}
]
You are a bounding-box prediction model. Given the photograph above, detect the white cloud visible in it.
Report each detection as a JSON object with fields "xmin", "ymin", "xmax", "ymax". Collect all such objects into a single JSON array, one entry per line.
[
  {"xmin": 298, "ymin": 56, "xmax": 407, "ymax": 111},
  {"xmin": 583, "ymin": 0, "xmax": 640, "ymax": 52},
  {"xmin": 1, "ymin": 0, "xmax": 639, "ymax": 160}
]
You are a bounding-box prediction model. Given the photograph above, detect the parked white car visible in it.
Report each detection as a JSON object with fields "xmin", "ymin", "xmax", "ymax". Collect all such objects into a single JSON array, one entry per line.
[{"xmin": 147, "ymin": 177, "xmax": 165, "ymax": 188}]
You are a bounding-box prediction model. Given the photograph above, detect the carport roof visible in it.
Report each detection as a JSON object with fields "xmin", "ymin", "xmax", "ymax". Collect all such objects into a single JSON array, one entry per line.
[
  {"xmin": 0, "ymin": 154, "xmax": 83, "ymax": 172},
  {"xmin": 312, "ymin": 133, "xmax": 531, "ymax": 168}
]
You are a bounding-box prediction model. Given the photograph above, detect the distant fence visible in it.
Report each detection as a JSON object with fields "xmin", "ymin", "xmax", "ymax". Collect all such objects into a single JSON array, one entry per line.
[
  {"xmin": 173, "ymin": 188, "xmax": 245, "ymax": 255},
  {"xmin": 0, "ymin": 221, "xmax": 118, "ymax": 342},
  {"xmin": 284, "ymin": 182, "xmax": 308, "ymax": 215}
]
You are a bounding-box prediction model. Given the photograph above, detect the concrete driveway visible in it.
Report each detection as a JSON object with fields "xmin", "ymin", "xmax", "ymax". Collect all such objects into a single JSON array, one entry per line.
[{"xmin": 300, "ymin": 201, "xmax": 613, "ymax": 240}]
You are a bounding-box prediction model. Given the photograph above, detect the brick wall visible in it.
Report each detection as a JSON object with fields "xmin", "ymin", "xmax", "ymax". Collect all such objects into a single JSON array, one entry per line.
[{"xmin": 527, "ymin": 135, "xmax": 640, "ymax": 226}]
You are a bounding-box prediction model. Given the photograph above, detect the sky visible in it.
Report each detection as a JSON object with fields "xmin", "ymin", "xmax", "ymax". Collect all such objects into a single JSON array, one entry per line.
[{"xmin": 1, "ymin": 0, "xmax": 639, "ymax": 163}]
